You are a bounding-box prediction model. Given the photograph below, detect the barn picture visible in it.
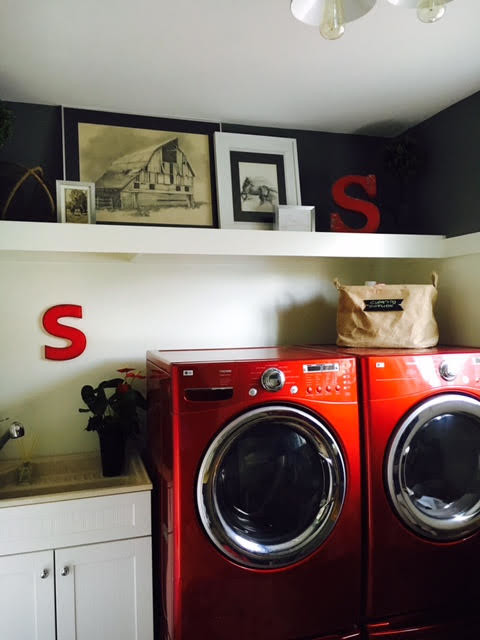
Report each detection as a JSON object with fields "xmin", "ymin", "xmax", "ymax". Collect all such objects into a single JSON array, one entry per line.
[{"xmin": 95, "ymin": 137, "xmax": 196, "ymax": 211}]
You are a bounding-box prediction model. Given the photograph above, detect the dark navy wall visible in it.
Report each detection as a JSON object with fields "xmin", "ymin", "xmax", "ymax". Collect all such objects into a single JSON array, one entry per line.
[
  {"xmin": 4, "ymin": 96, "xmax": 479, "ymax": 236},
  {"xmin": 0, "ymin": 101, "xmax": 62, "ymax": 221},
  {"xmin": 223, "ymin": 123, "xmax": 402, "ymax": 233},
  {"xmin": 408, "ymin": 90, "xmax": 480, "ymax": 237},
  {"xmin": 0, "ymin": 101, "xmax": 403, "ymax": 231}
]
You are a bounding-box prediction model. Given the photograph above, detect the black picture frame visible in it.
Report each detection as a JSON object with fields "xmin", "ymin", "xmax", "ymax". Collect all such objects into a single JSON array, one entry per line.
[
  {"xmin": 230, "ymin": 151, "xmax": 287, "ymax": 224},
  {"xmin": 63, "ymin": 107, "xmax": 219, "ymax": 228}
]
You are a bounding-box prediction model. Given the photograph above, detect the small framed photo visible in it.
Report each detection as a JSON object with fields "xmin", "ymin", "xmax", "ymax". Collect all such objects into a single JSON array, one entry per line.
[
  {"xmin": 56, "ymin": 180, "xmax": 95, "ymax": 224},
  {"xmin": 274, "ymin": 205, "xmax": 316, "ymax": 232},
  {"xmin": 214, "ymin": 132, "xmax": 301, "ymax": 230}
]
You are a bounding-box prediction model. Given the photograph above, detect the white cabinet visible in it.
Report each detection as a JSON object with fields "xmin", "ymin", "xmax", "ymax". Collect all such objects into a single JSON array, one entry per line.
[
  {"xmin": 0, "ymin": 550, "xmax": 55, "ymax": 640},
  {"xmin": 0, "ymin": 461, "xmax": 154, "ymax": 640},
  {"xmin": 0, "ymin": 539, "xmax": 153, "ymax": 640},
  {"xmin": 56, "ymin": 538, "xmax": 153, "ymax": 640}
]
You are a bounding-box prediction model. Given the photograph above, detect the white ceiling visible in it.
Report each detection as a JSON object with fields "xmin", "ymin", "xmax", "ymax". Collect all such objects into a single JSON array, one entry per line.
[{"xmin": 1, "ymin": 0, "xmax": 479, "ymax": 137}]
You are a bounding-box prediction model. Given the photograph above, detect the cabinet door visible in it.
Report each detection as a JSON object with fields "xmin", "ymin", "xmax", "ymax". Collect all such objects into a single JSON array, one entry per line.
[
  {"xmin": 55, "ymin": 537, "xmax": 153, "ymax": 640},
  {"xmin": 0, "ymin": 550, "xmax": 55, "ymax": 640}
]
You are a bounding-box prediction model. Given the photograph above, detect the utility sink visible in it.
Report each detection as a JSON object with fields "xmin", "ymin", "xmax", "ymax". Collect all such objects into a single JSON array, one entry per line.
[{"xmin": 0, "ymin": 451, "xmax": 151, "ymax": 506}]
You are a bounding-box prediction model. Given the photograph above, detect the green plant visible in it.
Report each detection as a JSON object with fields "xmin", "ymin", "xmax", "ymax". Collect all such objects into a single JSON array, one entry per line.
[
  {"xmin": 0, "ymin": 101, "xmax": 14, "ymax": 149},
  {"xmin": 79, "ymin": 368, "xmax": 146, "ymax": 437}
]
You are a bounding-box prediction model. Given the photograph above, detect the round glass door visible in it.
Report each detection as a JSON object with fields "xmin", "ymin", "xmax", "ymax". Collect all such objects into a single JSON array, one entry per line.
[
  {"xmin": 386, "ymin": 393, "xmax": 480, "ymax": 541},
  {"xmin": 196, "ymin": 405, "xmax": 346, "ymax": 569}
]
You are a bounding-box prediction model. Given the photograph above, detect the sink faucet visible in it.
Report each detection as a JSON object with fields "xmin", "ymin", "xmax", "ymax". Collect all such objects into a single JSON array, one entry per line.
[{"xmin": 0, "ymin": 421, "xmax": 25, "ymax": 451}]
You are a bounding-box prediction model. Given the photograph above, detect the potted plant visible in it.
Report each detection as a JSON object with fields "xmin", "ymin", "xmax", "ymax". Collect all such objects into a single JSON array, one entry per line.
[{"xmin": 79, "ymin": 368, "xmax": 147, "ymax": 476}]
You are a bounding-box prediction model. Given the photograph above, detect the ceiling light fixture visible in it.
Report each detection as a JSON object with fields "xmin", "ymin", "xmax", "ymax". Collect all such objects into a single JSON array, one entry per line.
[
  {"xmin": 291, "ymin": 0, "xmax": 376, "ymax": 40},
  {"xmin": 388, "ymin": 0, "xmax": 452, "ymax": 24},
  {"xmin": 291, "ymin": 0, "xmax": 452, "ymax": 40}
]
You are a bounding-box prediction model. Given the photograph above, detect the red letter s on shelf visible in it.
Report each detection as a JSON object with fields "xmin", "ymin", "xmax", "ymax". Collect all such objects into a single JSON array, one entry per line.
[
  {"xmin": 330, "ymin": 174, "xmax": 380, "ymax": 233},
  {"xmin": 42, "ymin": 304, "xmax": 87, "ymax": 361}
]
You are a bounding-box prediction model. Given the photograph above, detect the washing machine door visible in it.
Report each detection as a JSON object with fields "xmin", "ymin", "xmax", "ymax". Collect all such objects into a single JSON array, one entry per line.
[
  {"xmin": 196, "ymin": 404, "xmax": 346, "ymax": 569},
  {"xmin": 386, "ymin": 393, "xmax": 480, "ymax": 541}
]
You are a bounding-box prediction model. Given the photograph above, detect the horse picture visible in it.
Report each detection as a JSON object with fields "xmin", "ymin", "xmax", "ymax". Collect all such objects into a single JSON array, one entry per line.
[
  {"xmin": 241, "ymin": 177, "xmax": 278, "ymax": 208},
  {"xmin": 238, "ymin": 161, "xmax": 280, "ymax": 213}
]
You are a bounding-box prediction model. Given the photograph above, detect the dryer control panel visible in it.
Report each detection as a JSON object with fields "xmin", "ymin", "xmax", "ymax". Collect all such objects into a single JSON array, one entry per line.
[{"xmin": 365, "ymin": 352, "xmax": 480, "ymax": 400}]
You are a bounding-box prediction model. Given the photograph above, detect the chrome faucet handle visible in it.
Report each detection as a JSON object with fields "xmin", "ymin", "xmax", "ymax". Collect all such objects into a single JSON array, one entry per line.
[
  {"xmin": 9, "ymin": 422, "xmax": 25, "ymax": 438},
  {"xmin": 0, "ymin": 420, "xmax": 25, "ymax": 452}
]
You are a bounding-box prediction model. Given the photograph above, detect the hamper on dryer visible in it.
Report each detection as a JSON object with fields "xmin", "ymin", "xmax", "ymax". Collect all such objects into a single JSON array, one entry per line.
[{"xmin": 334, "ymin": 273, "xmax": 439, "ymax": 348}]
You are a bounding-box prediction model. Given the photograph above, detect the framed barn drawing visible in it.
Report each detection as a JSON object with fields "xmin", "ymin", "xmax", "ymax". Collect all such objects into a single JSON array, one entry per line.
[
  {"xmin": 63, "ymin": 108, "xmax": 219, "ymax": 227},
  {"xmin": 214, "ymin": 132, "xmax": 302, "ymax": 230},
  {"xmin": 56, "ymin": 180, "xmax": 95, "ymax": 224}
]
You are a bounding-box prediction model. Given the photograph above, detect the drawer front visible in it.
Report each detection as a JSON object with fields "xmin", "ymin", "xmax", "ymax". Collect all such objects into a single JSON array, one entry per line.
[{"xmin": 0, "ymin": 491, "xmax": 151, "ymax": 555}]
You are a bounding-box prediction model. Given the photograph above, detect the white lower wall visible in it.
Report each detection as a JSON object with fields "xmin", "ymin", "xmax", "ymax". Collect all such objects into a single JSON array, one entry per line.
[
  {"xmin": 435, "ymin": 253, "xmax": 480, "ymax": 348},
  {"xmin": 373, "ymin": 255, "xmax": 480, "ymax": 349},
  {"xmin": 0, "ymin": 254, "xmax": 380, "ymax": 459},
  {"xmin": 1, "ymin": 253, "xmax": 478, "ymax": 460}
]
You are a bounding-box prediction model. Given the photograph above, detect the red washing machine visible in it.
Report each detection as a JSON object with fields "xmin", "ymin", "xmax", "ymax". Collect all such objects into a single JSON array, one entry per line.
[
  {"xmin": 146, "ymin": 347, "xmax": 362, "ymax": 640},
  {"xmin": 316, "ymin": 346, "xmax": 480, "ymax": 638}
]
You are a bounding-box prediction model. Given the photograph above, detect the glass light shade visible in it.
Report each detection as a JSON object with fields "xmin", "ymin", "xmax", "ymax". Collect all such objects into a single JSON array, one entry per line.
[
  {"xmin": 291, "ymin": 0, "xmax": 376, "ymax": 26},
  {"xmin": 320, "ymin": 0, "xmax": 345, "ymax": 39},
  {"xmin": 386, "ymin": 0, "xmax": 452, "ymax": 9},
  {"xmin": 416, "ymin": 0, "xmax": 446, "ymax": 22}
]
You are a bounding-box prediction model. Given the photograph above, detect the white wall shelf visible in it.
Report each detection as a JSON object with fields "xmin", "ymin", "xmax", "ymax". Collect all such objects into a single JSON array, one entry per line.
[
  {"xmin": 443, "ymin": 232, "xmax": 480, "ymax": 258},
  {"xmin": 0, "ymin": 220, "xmax": 478, "ymax": 260}
]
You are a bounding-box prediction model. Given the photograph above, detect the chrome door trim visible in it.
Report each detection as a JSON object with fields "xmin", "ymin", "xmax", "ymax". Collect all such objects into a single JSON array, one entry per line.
[
  {"xmin": 386, "ymin": 393, "xmax": 480, "ymax": 541},
  {"xmin": 196, "ymin": 404, "xmax": 346, "ymax": 569}
]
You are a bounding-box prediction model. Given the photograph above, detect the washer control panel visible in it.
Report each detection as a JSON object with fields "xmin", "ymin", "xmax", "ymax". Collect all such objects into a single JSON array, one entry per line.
[
  {"xmin": 248, "ymin": 359, "xmax": 355, "ymax": 400},
  {"xmin": 174, "ymin": 357, "xmax": 356, "ymax": 407}
]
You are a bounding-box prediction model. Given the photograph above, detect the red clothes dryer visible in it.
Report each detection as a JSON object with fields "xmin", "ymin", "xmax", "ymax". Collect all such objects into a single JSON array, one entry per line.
[
  {"xmin": 366, "ymin": 609, "xmax": 480, "ymax": 639},
  {"xmin": 146, "ymin": 347, "xmax": 362, "ymax": 640},
  {"xmin": 317, "ymin": 346, "xmax": 480, "ymax": 639}
]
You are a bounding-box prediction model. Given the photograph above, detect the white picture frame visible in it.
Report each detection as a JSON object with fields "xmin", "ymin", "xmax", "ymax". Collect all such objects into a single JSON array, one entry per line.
[
  {"xmin": 56, "ymin": 180, "xmax": 96, "ymax": 224},
  {"xmin": 214, "ymin": 132, "xmax": 302, "ymax": 230},
  {"xmin": 274, "ymin": 205, "xmax": 316, "ymax": 232}
]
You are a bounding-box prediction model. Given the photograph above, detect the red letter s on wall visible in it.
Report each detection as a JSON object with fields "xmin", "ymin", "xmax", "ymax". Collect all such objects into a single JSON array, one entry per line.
[
  {"xmin": 42, "ymin": 304, "xmax": 87, "ymax": 361},
  {"xmin": 330, "ymin": 174, "xmax": 380, "ymax": 233}
]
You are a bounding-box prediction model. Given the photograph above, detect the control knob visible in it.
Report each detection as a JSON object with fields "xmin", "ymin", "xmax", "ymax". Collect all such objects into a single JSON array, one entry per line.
[
  {"xmin": 261, "ymin": 368, "xmax": 286, "ymax": 392},
  {"xmin": 439, "ymin": 361, "xmax": 457, "ymax": 381}
]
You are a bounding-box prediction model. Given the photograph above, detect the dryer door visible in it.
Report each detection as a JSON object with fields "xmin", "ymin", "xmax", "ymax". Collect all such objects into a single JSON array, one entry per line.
[
  {"xmin": 196, "ymin": 405, "xmax": 346, "ymax": 569},
  {"xmin": 386, "ymin": 393, "xmax": 480, "ymax": 540}
]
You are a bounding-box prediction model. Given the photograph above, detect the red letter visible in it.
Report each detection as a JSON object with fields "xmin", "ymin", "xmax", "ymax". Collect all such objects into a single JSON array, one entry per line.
[
  {"xmin": 330, "ymin": 174, "xmax": 380, "ymax": 233},
  {"xmin": 42, "ymin": 304, "xmax": 86, "ymax": 360}
]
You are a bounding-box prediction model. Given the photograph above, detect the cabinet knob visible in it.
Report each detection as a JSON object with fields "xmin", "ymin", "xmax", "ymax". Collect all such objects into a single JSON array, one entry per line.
[
  {"xmin": 60, "ymin": 566, "xmax": 70, "ymax": 576},
  {"xmin": 40, "ymin": 569, "xmax": 49, "ymax": 579}
]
